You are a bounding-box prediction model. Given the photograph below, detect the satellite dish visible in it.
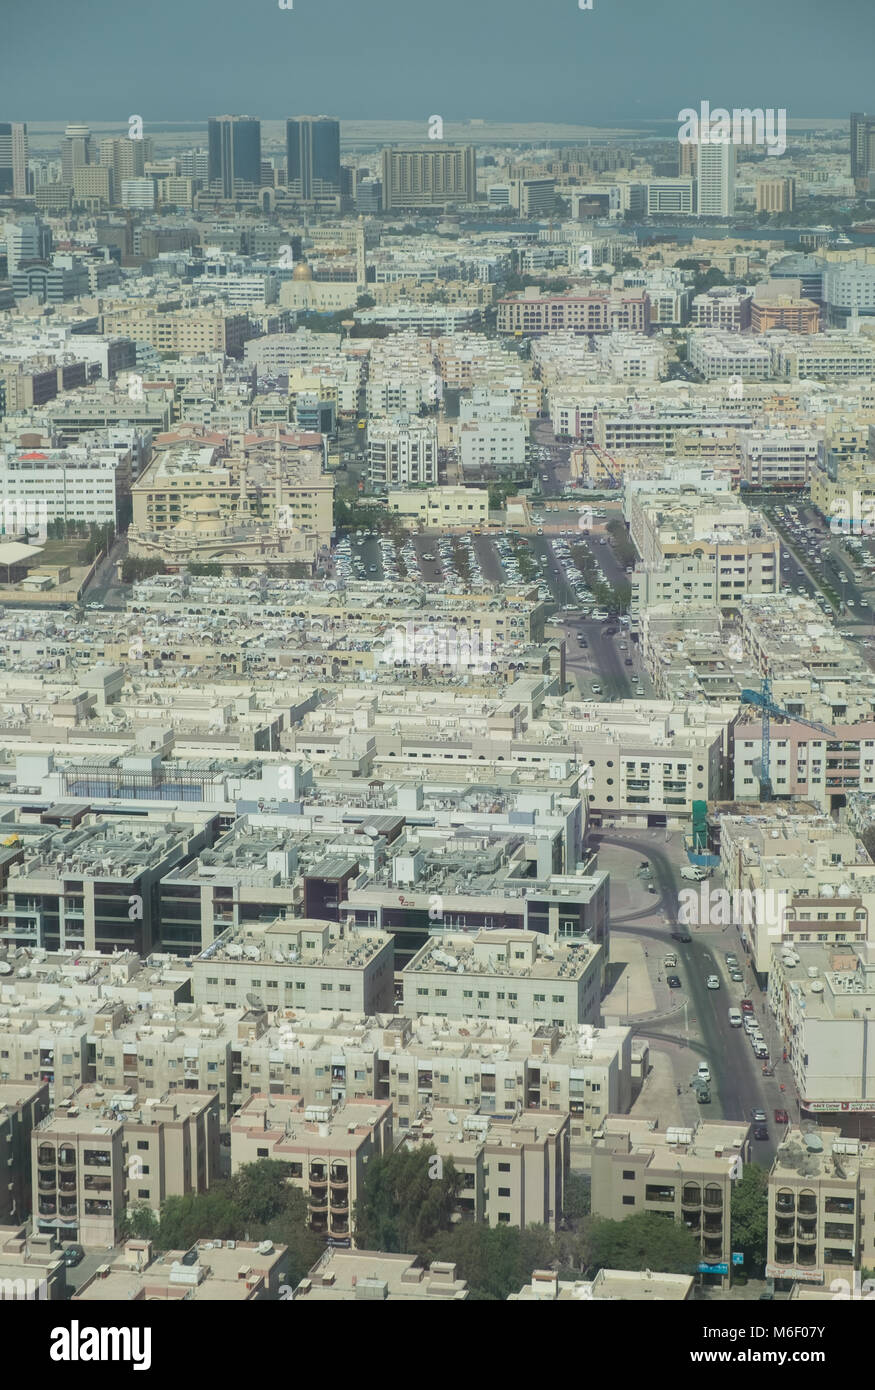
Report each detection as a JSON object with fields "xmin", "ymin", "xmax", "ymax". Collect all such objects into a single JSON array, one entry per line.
[
  {"xmin": 0, "ymin": 962, "xmax": 12, "ymax": 975},
  {"xmin": 803, "ymin": 1133, "xmax": 824, "ymax": 1152},
  {"xmin": 246, "ymin": 992, "xmax": 265, "ymax": 1011}
]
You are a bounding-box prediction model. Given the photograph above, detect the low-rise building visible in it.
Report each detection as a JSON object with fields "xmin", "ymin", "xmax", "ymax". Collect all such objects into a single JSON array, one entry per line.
[{"xmin": 292, "ymin": 1248, "xmax": 469, "ymax": 1300}]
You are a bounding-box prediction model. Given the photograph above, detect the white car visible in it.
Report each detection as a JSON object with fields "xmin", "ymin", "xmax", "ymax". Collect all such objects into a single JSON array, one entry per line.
[
  {"xmin": 706, "ymin": 975, "xmax": 720, "ymax": 990},
  {"xmin": 696, "ymin": 1063, "xmax": 711, "ymax": 1082}
]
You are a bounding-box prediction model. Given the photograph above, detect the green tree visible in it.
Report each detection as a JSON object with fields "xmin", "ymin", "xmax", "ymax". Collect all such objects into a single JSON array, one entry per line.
[
  {"xmin": 587, "ymin": 1211, "xmax": 699, "ymax": 1276},
  {"xmin": 563, "ymin": 1171, "xmax": 591, "ymax": 1221},
  {"xmin": 229, "ymin": 1159, "xmax": 295, "ymax": 1227},
  {"xmin": 429, "ymin": 1223, "xmax": 556, "ymax": 1300},
  {"xmin": 730, "ymin": 1162, "xmax": 769, "ymax": 1275},
  {"xmin": 353, "ymin": 1146, "xmax": 461, "ymax": 1252}
]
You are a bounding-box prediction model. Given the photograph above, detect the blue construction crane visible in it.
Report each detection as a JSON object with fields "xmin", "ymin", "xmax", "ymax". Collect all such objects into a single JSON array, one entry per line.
[{"xmin": 740, "ymin": 676, "xmax": 835, "ymax": 801}]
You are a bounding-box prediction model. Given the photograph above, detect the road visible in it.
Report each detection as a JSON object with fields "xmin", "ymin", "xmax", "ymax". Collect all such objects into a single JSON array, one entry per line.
[{"xmin": 594, "ymin": 831, "xmax": 790, "ymax": 1161}]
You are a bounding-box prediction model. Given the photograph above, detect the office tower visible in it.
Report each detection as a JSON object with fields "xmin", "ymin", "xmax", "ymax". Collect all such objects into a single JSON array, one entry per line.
[
  {"xmin": 6, "ymin": 216, "xmax": 52, "ymax": 271},
  {"xmin": 0, "ymin": 123, "xmax": 28, "ymax": 197},
  {"xmin": 756, "ymin": 176, "xmax": 795, "ymax": 213},
  {"xmin": 696, "ymin": 140, "xmax": 735, "ymax": 217},
  {"xmin": 381, "ymin": 145, "xmax": 476, "ymax": 209},
  {"xmin": 99, "ymin": 137, "xmax": 146, "ymax": 187},
  {"xmin": 285, "ymin": 116, "xmax": 341, "ymax": 200},
  {"xmin": 61, "ymin": 123, "xmax": 97, "ymax": 185},
  {"xmin": 180, "ymin": 148, "xmax": 209, "ymax": 180},
  {"xmin": 679, "ymin": 140, "xmax": 697, "ymax": 178},
  {"xmin": 356, "ymin": 176, "xmax": 382, "ymax": 213},
  {"xmin": 207, "ymin": 115, "xmax": 261, "ymax": 198},
  {"xmin": 851, "ymin": 113, "xmax": 875, "ymax": 190}
]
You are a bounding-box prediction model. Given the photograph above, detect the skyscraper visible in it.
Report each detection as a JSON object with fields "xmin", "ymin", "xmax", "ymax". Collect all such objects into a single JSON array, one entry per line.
[
  {"xmin": 696, "ymin": 140, "xmax": 735, "ymax": 218},
  {"xmin": 285, "ymin": 116, "xmax": 341, "ymax": 201},
  {"xmin": 207, "ymin": 116, "xmax": 262, "ymax": 198},
  {"xmin": 61, "ymin": 123, "xmax": 97, "ymax": 186},
  {"xmin": 0, "ymin": 123, "xmax": 28, "ymax": 197},
  {"xmin": 851, "ymin": 113, "xmax": 875, "ymax": 190},
  {"xmin": 100, "ymin": 137, "xmax": 146, "ymax": 187}
]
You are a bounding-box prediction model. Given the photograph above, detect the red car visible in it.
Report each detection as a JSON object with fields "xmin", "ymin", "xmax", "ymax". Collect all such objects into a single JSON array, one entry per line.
[
  {"xmin": 740, "ymin": 999, "xmax": 754, "ymax": 1014},
  {"xmin": 774, "ymin": 1108, "xmax": 789, "ymax": 1125}
]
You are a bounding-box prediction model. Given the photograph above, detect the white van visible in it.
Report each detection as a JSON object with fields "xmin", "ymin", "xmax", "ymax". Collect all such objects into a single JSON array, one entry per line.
[{"xmin": 728, "ymin": 1008, "xmax": 743, "ymax": 1028}]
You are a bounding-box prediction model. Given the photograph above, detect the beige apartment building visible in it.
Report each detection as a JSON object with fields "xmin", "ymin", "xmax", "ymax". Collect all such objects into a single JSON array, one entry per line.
[
  {"xmin": 190, "ymin": 920, "xmax": 395, "ymax": 1016},
  {"xmin": 387, "ymin": 486, "xmax": 489, "ymax": 529},
  {"xmin": 0, "ymin": 1081, "xmax": 50, "ymax": 1224},
  {"xmin": 509, "ymin": 1266, "xmax": 694, "ymax": 1300},
  {"xmin": 767, "ymin": 1128, "xmax": 875, "ymax": 1288},
  {"xmin": 591, "ymin": 1116, "xmax": 751, "ymax": 1290},
  {"xmin": 756, "ymin": 177, "xmax": 795, "ymax": 213},
  {"xmin": 293, "ymin": 1249, "xmax": 469, "ymax": 1300},
  {"xmin": 402, "ymin": 930, "xmax": 603, "ymax": 1030},
  {"xmin": 497, "ymin": 288, "xmax": 650, "ymax": 336},
  {"xmin": 99, "ymin": 303, "xmax": 252, "ymax": 357},
  {"xmin": 32, "ymin": 1084, "xmax": 220, "ymax": 1248},
  {"xmin": 231, "ymin": 1093, "xmax": 393, "ymax": 1241},
  {"xmin": 403, "ymin": 1106, "xmax": 569, "ymax": 1230},
  {"xmin": 0, "ymin": 1226, "xmax": 66, "ymax": 1301},
  {"xmin": 73, "ymin": 1236, "xmax": 288, "ymax": 1301}
]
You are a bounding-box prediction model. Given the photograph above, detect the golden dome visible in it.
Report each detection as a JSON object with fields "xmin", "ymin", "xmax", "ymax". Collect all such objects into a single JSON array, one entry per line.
[{"xmin": 292, "ymin": 260, "xmax": 313, "ymax": 281}]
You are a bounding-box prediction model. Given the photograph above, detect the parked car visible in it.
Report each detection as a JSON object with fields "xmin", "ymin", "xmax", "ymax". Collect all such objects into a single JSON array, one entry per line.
[
  {"xmin": 753, "ymin": 1125, "xmax": 769, "ymax": 1141},
  {"xmin": 728, "ymin": 1008, "xmax": 743, "ymax": 1028},
  {"xmin": 730, "ymin": 969, "xmax": 744, "ymax": 983},
  {"xmin": 663, "ymin": 953, "xmax": 678, "ymax": 968},
  {"xmin": 740, "ymin": 999, "xmax": 754, "ymax": 1013},
  {"xmin": 667, "ymin": 974, "xmax": 682, "ymax": 989},
  {"xmin": 751, "ymin": 1108, "xmax": 767, "ymax": 1123},
  {"xmin": 697, "ymin": 1063, "xmax": 711, "ymax": 1082},
  {"xmin": 63, "ymin": 1245, "xmax": 85, "ymax": 1268},
  {"xmin": 774, "ymin": 1108, "xmax": 789, "ymax": 1125}
]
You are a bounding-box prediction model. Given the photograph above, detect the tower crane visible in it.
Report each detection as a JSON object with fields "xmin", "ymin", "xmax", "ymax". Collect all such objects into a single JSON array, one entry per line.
[{"xmin": 740, "ymin": 675, "xmax": 835, "ymax": 802}]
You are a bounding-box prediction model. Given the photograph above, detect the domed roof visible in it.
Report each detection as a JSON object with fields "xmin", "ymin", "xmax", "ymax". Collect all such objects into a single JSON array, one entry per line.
[{"xmin": 292, "ymin": 260, "xmax": 313, "ymax": 281}]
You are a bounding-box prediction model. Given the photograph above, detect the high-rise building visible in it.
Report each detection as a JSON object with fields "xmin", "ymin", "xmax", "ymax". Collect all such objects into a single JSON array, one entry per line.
[
  {"xmin": 756, "ymin": 176, "xmax": 794, "ymax": 213},
  {"xmin": 100, "ymin": 137, "xmax": 146, "ymax": 188},
  {"xmin": 61, "ymin": 123, "xmax": 97, "ymax": 186},
  {"xmin": 0, "ymin": 123, "xmax": 28, "ymax": 197},
  {"xmin": 180, "ymin": 148, "xmax": 210, "ymax": 180},
  {"xmin": 207, "ymin": 115, "xmax": 262, "ymax": 198},
  {"xmin": 851, "ymin": 112, "xmax": 875, "ymax": 190},
  {"xmin": 696, "ymin": 141, "xmax": 735, "ymax": 217},
  {"xmin": 285, "ymin": 116, "xmax": 341, "ymax": 201},
  {"xmin": 6, "ymin": 216, "xmax": 52, "ymax": 272},
  {"xmin": 381, "ymin": 145, "xmax": 476, "ymax": 209}
]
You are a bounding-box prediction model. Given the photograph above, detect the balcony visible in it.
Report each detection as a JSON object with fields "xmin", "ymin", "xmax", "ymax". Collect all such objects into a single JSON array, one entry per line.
[
  {"xmin": 84, "ymin": 1199, "xmax": 112, "ymax": 1216},
  {"xmin": 309, "ymin": 1163, "xmax": 327, "ymax": 1184},
  {"xmin": 38, "ymin": 1172, "xmax": 57, "ymax": 1191},
  {"xmin": 58, "ymin": 1148, "xmax": 76, "ymax": 1169},
  {"xmin": 795, "ymin": 1246, "xmax": 818, "ymax": 1268},
  {"xmin": 797, "ymin": 1193, "xmax": 818, "ymax": 1216},
  {"xmin": 58, "ymin": 1175, "xmax": 76, "ymax": 1193},
  {"xmin": 775, "ymin": 1242, "xmax": 795, "ymax": 1265},
  {"xmin": 703, "ymin": 1187, "xmax": 723, "ymax": 1210},
  {"xmin": 775, "ymin": 1193, "xmax": 795, "ymax": 1214},
  {"xmin": 59, "ymin": 1200, "xmax": 77, "ymax": 1218},
  {"xmin": 83, "ymin": 1174, "xmax": 112, "ymax": 1193},
  {"xmin": 38, "ymin": 1197, "xmax": 56, "ymax": 1216},
  {"xmin": 775, "ymin": 1219, "xmax": 794, "ymax": 1240},
  {"xmin": 330, "ymin": 1216, "xmax": 349, "ymax": 1236},
  {"xmin": 796, "ymin": 1223, "xmax": 817, "ymax": 1244},
  {"xmin": 824, "ymin": 1197, "xmax": 855, "ymax": 1215},
  {"xmin": 330, "ymin": 1164, "xmax": 348, "ymax": 1186},
  {"xmin": 38, "ymin": 1146, "xmax": 56, "ymax": 1168},
  {"xmin": 703, "ymin": 1216, "xmax": 723, "ymax": 1235},
  {"xmin": 681, "ymin": 1186, "xmax": 701, "ymax": 1209},
  {"xmin": 308, "ymin": 1194, "xmax": 328, "ymax": 1214}
]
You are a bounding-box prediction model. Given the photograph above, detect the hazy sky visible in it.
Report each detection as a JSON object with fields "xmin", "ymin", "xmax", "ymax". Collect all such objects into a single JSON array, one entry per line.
[{"xmin": 4, "ymin": 0, "xmax": 874, "ymax": 125}]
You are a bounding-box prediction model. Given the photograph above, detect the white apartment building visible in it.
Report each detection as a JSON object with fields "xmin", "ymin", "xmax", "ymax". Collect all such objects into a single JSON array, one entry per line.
[
  {"xmin": 459, "ymin": 414, "xmax": 527, "ymax": 471},
  {"xmin": 0, "ymin": 445, "xmax": 132, "ymax": 527},
  {"xmin": 739, "ymin": 429, "xmax": 820, "ymax": 488},
  {"xmin": 387, "ymin": 485, "xmax": 488, "ymax": 528},
  {"xmin": 697, "ymin": 141, "xmax": 736, "ymax": 217},
  {"xmin": 367, "ymin": 415, "xmax": 438, "ymax": 486},
  {"xmin": 688, "ymin": 332, "xmax": 772, "ymax": 380}
]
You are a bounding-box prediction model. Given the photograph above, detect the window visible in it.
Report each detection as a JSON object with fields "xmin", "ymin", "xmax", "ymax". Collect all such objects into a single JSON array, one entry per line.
[
  {"xmin": 257, "ymin": 1147, "xmax": 269, "ymax": 1158},
  {"xmin": 137, "ymin": 1140, "xmax": 149, "ymax": 1151},
  {"xmin": 623, "ymin": 1170, "xmax": 635, "ymax": 1180},
  {"xmin": 622, "ymin": 1195, "xmax": 635, "ymax": 1206},
  {"xmin": 498, "ymin": 1187, "xmax": 511, "ymax": 1197},
  {"xmin": 499, "ymin": 1162, "xmax": 511, "ymax": 1172}
]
